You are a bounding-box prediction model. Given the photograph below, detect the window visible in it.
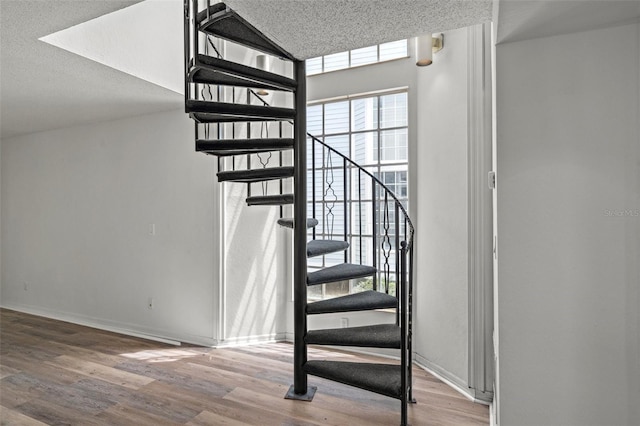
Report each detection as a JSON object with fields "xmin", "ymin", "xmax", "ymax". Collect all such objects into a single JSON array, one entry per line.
[
  {"xmin": 306, "ymin": 40, "xmax": 408, "ymax": 76},
  {"xmin": 306, "ymin": 91, "xmax": 409, "ymax": 300}
]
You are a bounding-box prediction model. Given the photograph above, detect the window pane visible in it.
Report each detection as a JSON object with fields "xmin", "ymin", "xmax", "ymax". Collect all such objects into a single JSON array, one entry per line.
[
  {"xmin": 324, "ymin": 101, "xmax": 349, "ymax": 134},
  {"xmin": 323, "ymin": 51, "xmax": 349, "ymax": 72},
  {"xmin": 324, "ymin": 135, "xmax": 349, "ymax": 157},
  {"xmin": 380, "ymin": 167, "xmax": 408, "ymax": 199},
  {"xmin": 380, "ymin": 129, "xmax": 408, "ymax": 162},
  {"xmin": 351, "ymin": 97, "xmax": 378, "ymax": 131},
  {"xmin": 379, "ymin": 40, "xmax": 407, "ymax": 61},
  {"xmin": 380, "ymin": 92, "xmax": 408, "ymax": 128},
  {"xmin": 306, "ymin": 57, "xmax": 323, "ymax": 75},
  {"xmin": 350, "ymin": 45, "xmax": 377, "ymax": 67},
  {"xmin": 307, "ymin": 104, "xmax": 323, "ymax": 135},
  {"xmin": 352, "ymin": 132, "xmax": 378, "ymax": 165}
]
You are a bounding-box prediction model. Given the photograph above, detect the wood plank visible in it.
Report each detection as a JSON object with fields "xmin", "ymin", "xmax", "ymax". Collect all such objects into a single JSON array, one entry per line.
[
  {"xmin": 95, "ymin": 403, "xmax": 184, "ymax": 426},
  {"xmin": 224, "ymin": 386, "xmax": 380, "ymax": 426},
  {"xmin": 46, "ymin": 354, "xmax": 155, "ymax": 389},
  {"xmin": 0, "ymin": 406, "xmax": 49, "ymax": 426},
  {"xmin": 0, "ymin": 365, "xmax": 20, "ymax": 379},
  {"xmin": 0, "ymin": 308, "xmax": 489, "ymax": 425}
]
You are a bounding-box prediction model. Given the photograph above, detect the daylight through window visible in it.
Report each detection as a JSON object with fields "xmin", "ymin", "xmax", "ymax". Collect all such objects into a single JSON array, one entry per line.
[
  {"xmin": 306, "ymin": 40, "xmax": 408, "ymax": 75},
  {"xmin": 306, "ymin": 91, "xmax": 409, "ymax": 300}
]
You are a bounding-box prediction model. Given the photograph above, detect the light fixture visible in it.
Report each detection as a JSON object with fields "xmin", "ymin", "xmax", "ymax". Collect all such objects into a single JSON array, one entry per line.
[
  {"xmin": 415, "ymin": 33, "xmax": 444, "ymax": 66},
  {"xmin": 255, "ymin": 54, "xmax": 270, "ymax": 96}
]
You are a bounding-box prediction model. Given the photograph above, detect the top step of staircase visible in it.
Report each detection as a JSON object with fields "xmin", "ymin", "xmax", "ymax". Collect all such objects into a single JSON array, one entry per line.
[{"xmin": 197, "ymin": 3, "xmax": 296, "ymax": 61}]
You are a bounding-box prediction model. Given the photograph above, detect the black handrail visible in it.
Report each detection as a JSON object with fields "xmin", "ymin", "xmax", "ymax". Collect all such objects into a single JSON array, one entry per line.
[{"xmin": 307, "ymin": 132, "xmax": 415, "ymax": 249}]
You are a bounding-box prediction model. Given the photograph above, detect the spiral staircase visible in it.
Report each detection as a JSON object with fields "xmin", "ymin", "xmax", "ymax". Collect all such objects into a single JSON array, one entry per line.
[{"xmin": 184, "ymin": 2, "xmax": 415, "ymax": 424}]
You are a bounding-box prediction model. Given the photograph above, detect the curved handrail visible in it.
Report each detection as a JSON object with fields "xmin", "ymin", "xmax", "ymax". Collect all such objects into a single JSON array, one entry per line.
[
  {"xmin": 246, "ymin": 89, "xmax": 415, "ymax": 248},
  {"xmin": 306, "ymin": 132, "xmax": 415, "ymax": 248}
]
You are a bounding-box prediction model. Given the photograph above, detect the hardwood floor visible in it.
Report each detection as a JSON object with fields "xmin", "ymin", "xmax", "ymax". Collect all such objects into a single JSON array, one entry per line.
[{"xmin": 0, "ymin": 309, "xmax": 489, "ymax": 425}]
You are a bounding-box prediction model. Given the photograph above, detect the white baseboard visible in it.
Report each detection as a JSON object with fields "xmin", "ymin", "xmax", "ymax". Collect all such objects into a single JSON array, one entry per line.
[
  {"xmin": 1, "ymin": 302, "xmax": 218, "ymax": 347},
  {"xmin": 414, "ymin": 352, "xmax": 491, "ymax": 405},
  {"xmin": 215, "ymin": 332, "xmax": 287, "ymax": 348}
]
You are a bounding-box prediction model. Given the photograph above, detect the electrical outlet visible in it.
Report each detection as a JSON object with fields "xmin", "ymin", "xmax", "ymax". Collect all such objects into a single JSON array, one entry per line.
[
  {"xmin": 340, "ymin": 318, "xmax": 348, "ymax": 328},
  {"xmin": 148, "ymin": 297, "xmax": 154, "ymax": 309}
]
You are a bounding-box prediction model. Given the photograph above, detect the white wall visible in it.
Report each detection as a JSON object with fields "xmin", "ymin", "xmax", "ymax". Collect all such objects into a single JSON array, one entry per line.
[
  {"xmin": 414, "ymin": 26, "xmax": 470, "ymax": 387},
  {"xmin": 495, "ymin": 22, "xmax": 640, "ymax": 425},
  {"xmin": 1, "ymin": 109, "xmax": 219, "ymax": 345},
  {"xmin": 216, "ymin": 42, "xmax": 292, "ymax": 344}
]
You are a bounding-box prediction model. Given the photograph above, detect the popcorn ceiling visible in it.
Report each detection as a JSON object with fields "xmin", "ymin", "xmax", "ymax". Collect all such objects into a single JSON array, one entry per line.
[{"xmin": 224, "ymin": 0, "xmax": 493, "ymax": 59}]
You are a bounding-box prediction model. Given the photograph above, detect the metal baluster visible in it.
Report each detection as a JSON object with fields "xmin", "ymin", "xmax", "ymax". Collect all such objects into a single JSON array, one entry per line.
[
  {"xmin": 408, "ymin": 242, "xmax": 414, "ymax": 403},
  {"xmin": 312, "ymin": 138, "xmax": 317, "ymax": 240},
  {"xmin": 358, "ymin": 170, "xmax": 362, "ymax": 265},
  {"xmin": 395, "ymin": 203, "xmax": 400, "ymax": 299},
  {"xmin": 372, "ymin": 180, "xmax": 377, "ymax": 292},
  {"xmin": 400, "ymin": 241, "xmax": 408, "ymax": 425},
  {"xmin": 246, "ymin": 89, "xmax": 251, "ymax": 198},
  {"xmin": 343, "ymin": 158, "xmax": 348, "ymax": 263},
  {"xmin": 324, "ymin": 150, "xmax": 336, "ymax": 239},
  {"xmin": 279, "ymin": 121, "xmax": 283, "ymax": 218},
  {"xmin": 382, "ymin": 192, "xmax": 391, "ymax": 294}
]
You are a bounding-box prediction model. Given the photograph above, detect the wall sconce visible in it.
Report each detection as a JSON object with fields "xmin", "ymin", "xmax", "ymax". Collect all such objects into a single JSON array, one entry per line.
[
  {"xmin": 255, "ymin": 54, "xmax": 270, "ymax": 96},
  {"xmin": 415, "ymin": 33, "xmax": 444, "ymax": 66}
]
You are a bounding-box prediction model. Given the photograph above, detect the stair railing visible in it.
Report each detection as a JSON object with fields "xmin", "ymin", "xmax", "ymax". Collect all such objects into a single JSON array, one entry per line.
[{"xmin": 307, "ymin": 133, "xmax": 415, "ymax": 406}]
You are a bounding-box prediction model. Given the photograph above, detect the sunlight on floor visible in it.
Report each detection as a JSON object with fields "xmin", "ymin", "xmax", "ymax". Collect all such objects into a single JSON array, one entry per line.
[{"xmin": 119, "ymin": 348, "xmax": 204, "ymax": 363}]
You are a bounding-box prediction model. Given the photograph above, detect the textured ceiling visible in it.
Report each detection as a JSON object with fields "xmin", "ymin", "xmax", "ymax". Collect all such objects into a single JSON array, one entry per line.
[
  {"xmin": 224, "ymin": 0, "xmax": 493, "ymax": 59},
  {"xmin": 0, "ymin": 0, "xmax": 182, "ymax": 139}
]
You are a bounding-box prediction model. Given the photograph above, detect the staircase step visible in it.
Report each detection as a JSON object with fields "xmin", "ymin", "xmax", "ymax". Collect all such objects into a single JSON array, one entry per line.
[
  {"xmin": 304, "ymin": 361, "xmax": 402, "ymax": 399},
  {"xmin": 190, "ymin": 55, "xmax": 296, "ymax": 92},
  {"xmin": 306, "ymin": 324, "xmax": 401, "ymax": 349},
  {"xmin": 195, "ymin": 3, "xmax": 228, "ymax": 23},
  {"xmin": 307, "ymin": 290, "xmax": 397, "ymax": 315},
  {"xmin": 246, "ymin": 194, "xmax": 294, "ymax": 206},
  {"xmin": 307, "ymin": 240, "xmax": 349, "ymax": 258},
  {"xmin": 198, "ymin": 4, "xmax": 296, "ymax": 61},
  {"xmin": 307, "ymin": 263, "xmax": 376, "ymax": 286},
  {"xmin": 217, "ymin": 167, "xmax": 294, "ymax": 183},
  {"xmin": 196, "ymin": 138, "xmax": 294, "ymax": 156},
  {"xmin": 186, "ymin": 100, "xmax": 296, "ymax": 123},
  {"xmin": 277, "ymin": 218, "xmax": 318, "ymax": 229}
]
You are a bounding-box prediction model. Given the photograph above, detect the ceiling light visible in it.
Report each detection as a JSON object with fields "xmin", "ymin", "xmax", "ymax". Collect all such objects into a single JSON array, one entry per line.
[{"xmin": 415, "ymin": 33, "xmax": 444, "ymax": 66}]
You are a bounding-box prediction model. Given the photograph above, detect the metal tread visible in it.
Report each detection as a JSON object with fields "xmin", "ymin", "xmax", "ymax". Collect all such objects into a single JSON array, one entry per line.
[
  {"xmin": 190, "ymin": 54, "xmax": 296, "ymax": 92},
  {"xmin": 306, "ymin": 240, "xmax": 349, "ymax": 258},
  {"xmin": 198, "ymin": 4, "xmax": 296, "ymax": 61},
  {"xmin": 277, "ymin": 218, "xmax": 318, "ymax": 229},
  {"xmin": 304, "ymin": 360, "xmax": 402, "ymax": 399},
  {"xmin": 307, "ymin": 290, "xmax": 397, "ymax": 315},
  {"xmin": 186, "ymin": 100, "xmax": 295, "ymax": 123},
  {"xmin": 217, "ymin": 167, "xmax": 294, "ymax": 183},
  {"xmin": 306, "ymin": 323, "xmax": 401, "ymax": 349},
  {"xmin": 307, "ymin": 263, "xmax": 376, "ymax": 286},
  {"xmin": 196, "ymin": 138, "xmax": 294, "ymax": 156},
  {"xmin": 246, "ymin": 194, "xmax": 294, "ymax": 206}
]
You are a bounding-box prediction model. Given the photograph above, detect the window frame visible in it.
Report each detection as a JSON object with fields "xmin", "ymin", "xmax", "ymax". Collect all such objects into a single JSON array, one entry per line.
[
  {"xmin": 306, "ymin": 89, "xmax": 410, "ymax": 301},
  {"xmin": 306, "ymin": 40, "xmax": 409, "ymax": 76}
]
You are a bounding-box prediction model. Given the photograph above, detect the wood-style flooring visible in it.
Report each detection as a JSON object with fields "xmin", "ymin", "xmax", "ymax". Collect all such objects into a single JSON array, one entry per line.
[{"xmin": 0, "ymin": 309, "xmax": 489, "ymax": 425}]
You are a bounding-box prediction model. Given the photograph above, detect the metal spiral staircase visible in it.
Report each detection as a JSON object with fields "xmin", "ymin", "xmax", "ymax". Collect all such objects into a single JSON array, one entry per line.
[{"xmin": 184, "ymin": 2, "xmax": 415, "ymax": 424}]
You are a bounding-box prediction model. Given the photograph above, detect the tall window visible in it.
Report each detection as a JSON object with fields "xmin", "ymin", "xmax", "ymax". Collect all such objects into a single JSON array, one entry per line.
[
  {"xmin": 307, "ymin": 91, "xmax": 409, "ymax": 300},
  {"xmin": 306, "ymin": 40, "xmax": 408, "ymax": 75}
]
